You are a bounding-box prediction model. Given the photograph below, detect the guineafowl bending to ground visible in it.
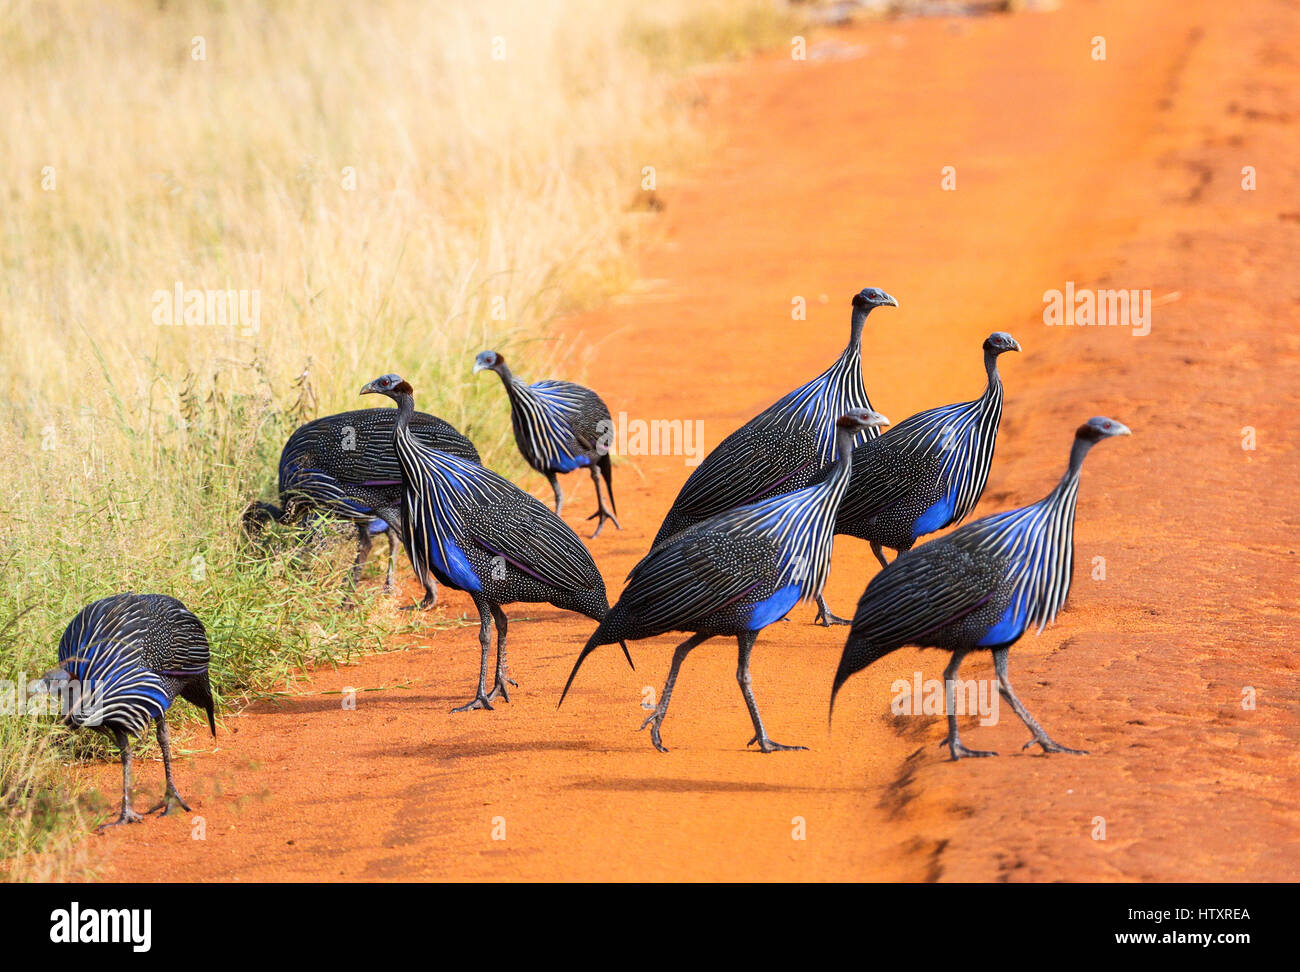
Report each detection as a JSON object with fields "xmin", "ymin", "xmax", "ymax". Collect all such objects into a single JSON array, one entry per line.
[
  {"xmin": 32, "ymin": 594, "xmax": 215, "ymax": 830},
  {"xmin": 813, "ymin": 331, "xmax": 1019, "ymax": 625},
  {"xmin": 650, "ymin": 288, "xmax": 895, "ymax": 548},
  {"xmin": 360, "ymin": 373, "xmax": 632, "ymax": 711},
  {"xmin": 243, "ymin": 407, "xmax": 479, "ymax": 608},
  {"xmin": 829, "ymin": 417, "xmax": 1131, "ymax": 760},
  {"xmin": 562, "ymin": 407, "xmax": 890, "ymax": 753},
  {"xmin": 473, "ymin": 351, "xmax": 620, "ymax": 537}
]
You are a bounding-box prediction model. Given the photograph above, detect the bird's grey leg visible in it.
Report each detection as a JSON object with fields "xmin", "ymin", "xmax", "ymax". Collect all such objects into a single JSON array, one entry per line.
[
  {"xmin": 870, "ymin": 541, "xmax": 891, "ymax": 569},
  {"xmin": 338, "ymin": 523, "xmax": 373, "ymax": 610},
  {"xmin": 384, "ymin": 528, "xmax": 399, "ymax": 593},
  {"xmin": 640, "ymin": 633, "xmax": 710, "ymax": 753},
  {"xmin": 738, "ymin": 632, "xmax": 806, "ymax": 753},
  {"xmin": 993, "ymin": 647, "xmax": 1087, "ymax": 755},
  {"xmin": 398, "ymin": 552, "xmax": 438, "ymax": 612},
  {"xmin": 485, "ymin": 602, "xmax": 517, "ymax": 702},
  {"xmin": 813, "ymin": 541, "xmax": 893, "ymax": 625},
  {"xmin": 813, "ymin": 592, "xmax": 851, "ymax": 627},
  {"xmin": 452, "ymin": 597, "xmax": 495, "ymax": 712},
  {"xmin": 146, "ymin": 718, "xmax": 192, "ymax": 815},
  {"xmin": 414, "ymin": 536, "xmax": 437, "ymax": 610},
  {"xmin": 99, "ymin": 728, "xmax": 143, "ymax": 831},
  {"xmin": 938, "ymin": 650, "xmax": 997, "ymax": 760},
  {"xmin": 352, "ymin": 522, "xmax": 373, "ymax": 585},
  {"xmin": 585, "ymin": 465, "xmax": 621, "ymax": 538},
  {"xmin": 547, "ymin": 473, "xmax": 563, "ymax": 516}
]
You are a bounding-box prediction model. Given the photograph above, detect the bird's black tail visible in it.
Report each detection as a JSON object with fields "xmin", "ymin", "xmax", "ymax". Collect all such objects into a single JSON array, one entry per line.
[
  {"xmin": 828, "ymin": 637, "xmax": 898, "ymax": 729},
  {"xmin": 559, "ymin": 631, "xmax": 603, "ymax": 709},
  {"xmin": 598, "ymin": 453, "xmax": 616, "ymax": 515},
  {"xmin": 182, "ymin": 675, "xmax": 217, "ymax": 736},
  {"xmin": 559, "ymin": 608, "xmax": 633, "ymax": 708}
]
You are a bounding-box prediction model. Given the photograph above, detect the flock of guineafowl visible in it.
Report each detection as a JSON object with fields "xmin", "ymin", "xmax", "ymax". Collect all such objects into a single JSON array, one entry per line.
[{"xmin": 35, "ymin": 286, "xmax": 1131, "ymax": 830}]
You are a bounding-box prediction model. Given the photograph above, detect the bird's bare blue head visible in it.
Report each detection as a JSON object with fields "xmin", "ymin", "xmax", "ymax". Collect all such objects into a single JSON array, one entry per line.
[
  {"xmin": 28, "ymin": 667, "xmax": 70, "ymax": 694},
  {"xmin": 359, "ymin": 373, "xmax": 413, "ymax": 400},
  {"xmin": 836, "ymin": 406, "xmax": 891, "ymax": 432},
  {"xmin": 1077, "ymin": 416, "xmax": 1132, "ymax": 443},
  {"xmin": 27, "ymin": 667, "xmax": 78, "ymax": 723},
  {"xmin": 983, "ymin": 331, "xmax": 1021, "ymax": 355},
  {"xmin": 241, "ymin": 500, "xmax": 281, "ymax": 536},
  {"xmin": 473, "ymin": 350, "xmax": 504, "ymax": 375},
  {"xmin": 851, "ymin": 288, "xmax": 898, "ymax": 312}
]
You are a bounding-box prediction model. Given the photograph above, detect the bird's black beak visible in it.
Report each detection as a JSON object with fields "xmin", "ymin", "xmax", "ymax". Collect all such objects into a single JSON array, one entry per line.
[{"xmin": 359, "ymin": 381, "xmax": 379, "ymax": 396}]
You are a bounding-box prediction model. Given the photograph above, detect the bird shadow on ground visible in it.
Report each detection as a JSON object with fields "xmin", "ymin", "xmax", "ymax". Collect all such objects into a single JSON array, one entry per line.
[
  {"xmin": 360, "ymin": 738, "xmax": 646, "ymax": 760},
  {"xmin": 243, "ymin": 692, "xmax": 475, "ymax": 715},
  {"xmin": 565, "ymin": 776, "xmax": 847, "ymax": 795}
]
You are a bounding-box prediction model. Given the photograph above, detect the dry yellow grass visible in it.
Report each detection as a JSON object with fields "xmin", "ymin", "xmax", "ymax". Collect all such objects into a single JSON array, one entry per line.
[{"xmin": 0, "ymin": 0, "xmax": 797, "ymax": 878}]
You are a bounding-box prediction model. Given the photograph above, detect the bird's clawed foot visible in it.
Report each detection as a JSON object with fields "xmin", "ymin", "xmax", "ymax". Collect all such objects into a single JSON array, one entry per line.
[
  {"xmin": 746, "ymin": 734, "xmax": 807, "ymax": 753},
  {"xmin": 586, "ymin": 507, "xmax": 622, "ymax": 539},
  {"xmin": 1022, "ymin": 735, "xmax": 1088, "ymax": 756},
  {"xmin": 814, "ymin": 606, "xmax": 851, "ymax": 627},
  {"xmin": 146, "ymin": 788, "xmax": 192, "ymax": 816},
  {"xmin": 639, "ymin": 709, "xmax": 669, "ymax": 753},
  {"xmin": 940, "ymin": 737, "xmax": 998, "ymax": 760},
  {"xmin": 813, "ymin": 594, "xmax": 850, "ymax": 626},
  {"xmin": 451, "ymin": 694, "xmax": 495, "ymax": 713},
  {"xmin": 98, "ymin": 807, "xmax": 144, "ymax": 832},
  {"xmin": 486, "ymin": 675, "xmax": 518, "ymax": 703},
  {"xmin": 399, "ymin": 593, "xmax": 436, "ymax": 612}
]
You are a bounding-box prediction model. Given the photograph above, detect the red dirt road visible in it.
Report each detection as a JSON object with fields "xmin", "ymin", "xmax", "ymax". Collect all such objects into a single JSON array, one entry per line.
[{"xmin": 80, "ymin": 0, "xmax": 1299, "ymax": 881}]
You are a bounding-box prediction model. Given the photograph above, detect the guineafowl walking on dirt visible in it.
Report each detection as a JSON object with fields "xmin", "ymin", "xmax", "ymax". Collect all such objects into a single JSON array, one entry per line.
[
  {"xmin": 473, "ymin": 351, "xmax": 620, "ymax": 537},
  {"xmin": 813, "ymin": 331, "xmax": 1019, "ymax": 625},
  {"xmin": 32, "ymin": 594, "xmax": 215, "ymax": 830},
  {"xmin": 650, "ymin": 287, "xmax": 895, "ymax": 548},
  {"xmin": 360, "ymin": 373, "xmax": 632, "ymax": 711},
  {"xmin": 562, "ymin": 407, "xmax": 889, "ymax": 753},
  {"xmin": 829, "ymin": 417, "xmax": 1131, "ymax": 760},
  {"xmin": 243, "ymin": 407, "xmax": 479, "ymax": 608}
]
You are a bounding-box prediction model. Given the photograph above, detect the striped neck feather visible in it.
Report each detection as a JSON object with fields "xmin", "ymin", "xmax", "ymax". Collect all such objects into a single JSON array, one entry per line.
[
  {"xmin": 739, "ymin": 429, "xmax": 858, "ymax": 600},
  {"xmin": 506, "ymin": 377, "xmax": 585, "ymax": 467}
]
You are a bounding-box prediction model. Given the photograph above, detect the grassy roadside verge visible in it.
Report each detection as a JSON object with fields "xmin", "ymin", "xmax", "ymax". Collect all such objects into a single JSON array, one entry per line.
[{"xmin": 0, "ymin": 0, "xmax": 800, "ymax": 879}]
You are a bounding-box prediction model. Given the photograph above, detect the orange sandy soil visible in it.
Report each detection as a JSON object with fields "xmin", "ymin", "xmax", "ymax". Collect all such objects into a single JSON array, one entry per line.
[{"xmin": 72, "ymin": 0, "xmax": 1298, "ymax": 881}]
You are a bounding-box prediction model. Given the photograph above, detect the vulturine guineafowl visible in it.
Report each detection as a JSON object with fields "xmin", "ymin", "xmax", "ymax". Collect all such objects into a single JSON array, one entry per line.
[
  {"xmin": 473, "ymin": 351, "xmax": 620, "ymax": 537},
  {"xmin": 650, "ymin": 288, "xmax": 895, "ymax": 548},
  {"xmin": 360, "ymin": 373, "xmax": 632, "ymax": 711},
  {"xmin": 829, "ymin": 417, "xmax": 1131, "ymax": 760},
  {"xmin": 562, "ymin": 407, "xmax": 890, "ymax": 753},
  {"xmin": 243, "ymin": 407, "xmax": 479, "ymax": 608},
  {"xmin": 813, "ymin": 331, "xmax": 1019, "ymax": 625},
  {"xmin": 32, "ymin": 594, "xmax": 215, "ymax": 829}
]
